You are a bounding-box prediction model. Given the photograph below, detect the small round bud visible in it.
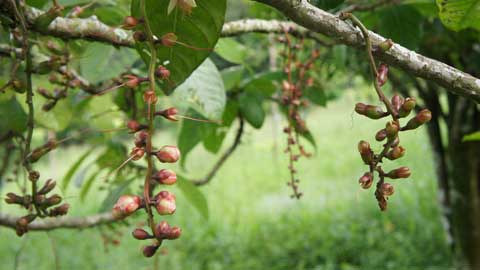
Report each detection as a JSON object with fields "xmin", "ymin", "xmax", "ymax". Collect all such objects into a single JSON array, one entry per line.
[
  {"xmin": 143, "ymin": 90, "xmax": 158, "ymax": 104},
  {"xmin": 155, "ymin": 191, "xmax": 176, "ymax": 215},
  {"xmin": 154, "ymin": 221, "xmax": 171, "ymax": 239},
  {"xmin": 29, "ymin": 171, "xmax": 40, "ymax": 182},
  {"xmin": 153, "ymin": 169, "xmax": 177, "ymax": 185},
  {"xmin": 123, "ymin": 16, "xmax": 139, "ymax": 29},
  {"xmin": 155, "ymin": 107, "xmax": 178, "ymax": 121},
  {"xmin": 391, "ymin": 94, "xmax": 404, "ymax": 112},
  {"xmin": 386, "ymin": 146, "xmax": 406, "ymax": 160},
  {"xmin": 378, "ymin": 39, "xmax": 393, "ymax": 52},
  {"xmin": 380, "ymin": 183, "xmax": 394, "ymax": 196},
  {"xmin": 355, "ymin": 103, "xmax": 388, "ymax": 119},
  {"xmin": 44, "ymin": 194, "xmax": 62, "ymax": 207},
  {"xmin": 130, "ymin": 147, "xmax": 145, "ymax": 161},
  {"xmin": 49, "ymin": 203, "xmax": 70, "ymax": 216},
  {"xmin": 358, "ymin": 172, "xmax": 373, "ymax": 189},
  {"xmin": 112, "ymin": 195, "xmax": 141, "ymax": 219},
  {"xmin": 132, "ymin": 228, "xmax": 151, "ymax": 240},
  {"xmin": 375, "ymin": 129, "xmax": 387, "ymax": 141},
  {"xmin": 155, "ymin": 65, "xmax": 171, "ymax": 80},
  {"xmin": 155, "ymin": 146, "xmax": 180, "ymax": 163},
  {"xmin": 358, "ymin": 140, "xmax": 373, "ymax": 165},
  {"xmin": 124, "ymin": 75, "xmax": 140, "ymax": 89},
  {"xmin": 376, "ymin": 63, "xmax": 389, "ymax": 87},
  {"xmin": 127, "ymin": 120, "xmax": 147, "ymax": 133},
  {"xmin": 385, "ymin": 121, "xmax": 399, "ymax": 139},
  {"xmin": 161, "ymin": 32, "xmax": 178, "ymax": 47},
  {"xmin": 143, "ymin": 244, "xmax": 159, "ymax": 258},
  {"xmin": 399, "ymin": 97, "xmax": 416, "ymax": 117},
  {"xmin": 166, "ymin": 226, "xmax": 181, "ymax": 240},
  {"xmin": 386, "ymin": 166, "xmax": 411, "ymax": 179}
]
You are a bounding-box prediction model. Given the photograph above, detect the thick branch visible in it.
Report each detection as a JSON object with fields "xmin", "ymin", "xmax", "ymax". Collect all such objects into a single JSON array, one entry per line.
[
  {"xmin": 192, "ymin": 116, "xmax": 244, "ymax": 186},
  {"xmin": 0, "ymin": 212, "xmax": 116, "ymax": 231},
  {"xmin": 254, "ymin": 0, "xmax": 480, "ymax": 103}
]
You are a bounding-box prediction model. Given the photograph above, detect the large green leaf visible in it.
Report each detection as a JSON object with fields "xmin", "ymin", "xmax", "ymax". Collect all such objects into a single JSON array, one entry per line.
[
  {"xmin": 215, "ymin": 38, "xmax": 248, "ymax": 64},
  {"xmin": 0, "ymin": 96, "xmax": 27, "ymax": 133},
  {"xmin": 377, "ymin": 5, "xmax": 424, "ymax": 50},
  {"xmin": 172, "ymin": 58, "xmax": 226, "ymax": 120},
  {"xmin": 177, "ymin": 175, "xmax": 208, "ymax": 219},
  {"xmin": 437, "ymin": 0, "xmax": 480, "ymax": 31},
  {"xmin": 238, "ymin": 92, "xmax": 265, "ymax": 129},
  {"xmin": 463, "ymin": 131, "xmax": 480, "ymax": 142},
  {"xmin": 131, "ymin": 0, "xmax": 227, "ymax": 94}
]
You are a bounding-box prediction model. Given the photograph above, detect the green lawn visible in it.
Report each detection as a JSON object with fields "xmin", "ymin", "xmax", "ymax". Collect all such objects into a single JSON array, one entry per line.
[{"xmin": 0, "ymin": 91, "xmax": 453, "ymax": 270}]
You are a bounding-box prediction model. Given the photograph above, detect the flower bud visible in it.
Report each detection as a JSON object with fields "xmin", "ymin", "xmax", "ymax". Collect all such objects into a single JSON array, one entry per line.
[
  {"xmin": 385, "ymin": 146, "xmax": 405, "ymax": 160},
  {"xmin": 398, "ymin": 97, "xmax": 416, "ymax": 118},
  {"xmin": 155, "ymin": 191, "xmax": 176, "ymax": 215},
  {"xmin": 402, "ymin": 109, "xmax": 432, "ymax": 131},
  {"xmin": 153, "ymin": 169, "xmax": 177, "ymax": 185},
  {"xmin": 34, "ymin": 194, "xmax": 46, "ymax": 204},
  {"xmin": 386, "ymin": 166, "xmax": 411, "ymax": 179},
  {"xmin": 376, "ymin": 64, "xmax": 389, "ymax": 87},
  {"xmin": 380, "ymin": 183, "xmax": 394, "ymax": 196},
  {"xmin": 38, "ymin": 179, "xmax": 56, "ymax": 195},
  {"xmin": 161, "ymin": 33, "xmax": 177, "ymax": 47},
  {"xmin": 385, "ymin": 121, "xmax": 399, "ymax": 139},
  {"xmin": 155, "ymin": 65, "xmax": 171, "ymax": 80},
  {"xmin": 378, "ymin": 39, "xmax": 393, "ymax": 52},
  {"xmin": 155, "ymin": 146, "xmax": 180, "ymax": 163},
  {"xmin": 391, "ymin": 94, "xmax": 404, "ymax": 112},
  {"xmin": 143, "ymin": 90, "xmax": 158, "ymax": 104},
  {"xmin": 375, "ymin": 129, "xmax": 387, "ymax": 141},
  {"xmin": 133, "ymin": 31, "xmax": 146, "ymax": 42},
  {"xmin": 358, "ymin": 172, "xmax": 373, "ymax": 189},
  {"xmin": 135, "ymin": 131, "xmax": 148, "ymax": 147},
  {"xmin": 29, "ymin": 170, "xmax": 40, "ymax": 182},
  {"xmin": 124, "ymin": 74, "xmax": 141, "ymax": 89},
  {"xmin": 123, "ymin": 16, "xmax": 139, "ymax": 29},
  {"xmin": 166, "ymin": 226, "xmax": 182, "ymax": 240},
  {"xmin": 355, "ymin": 103, "xmax": 388, "ymax": 119},
  {"xmin": 130, "ymin": 147, "xmax": 145, "ymax": 161},
  {"xmin": 16, "ymin": 214, "xmax": 37, "ymax": 236},
  {"xmin": 143, "ymin": 244, "xmax": 159, "ymax": 258},
  {"xmin": 5, "ymin": 193, "xmax": 24, "ymax": 205},
  {"xmin": 358, "ymin": 140, "xmax": 373, "ymax": 165},
  {"xmin": 112, "ymin": 195, "xmax": 141, "ymax": 219},
  {"xmin": 155, "ymin": 221, "xmax": 171, "ymax": 239},
  {"xmin": 155, "ymin": 107, "xmax": 178, "ymax": 121},
  {"xmin": 44, "ymin": 194, "xmax": 62, "ymax": 207},
  {"xmin": 127, "ymin": 120, "xmax": 148, "ymax": 133},
  {"xmin": 49, "ymin": 203, "xmax": 70, "ymax": 216},
  {"xmin": 132, "ymin": 228, "xmax": 151, "ymax": 240}
]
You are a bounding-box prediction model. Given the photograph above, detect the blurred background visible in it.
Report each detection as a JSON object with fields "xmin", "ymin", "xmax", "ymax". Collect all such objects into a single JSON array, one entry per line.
[{"xmin": 2, "ymin": 0, "xmax": 480, "ymax": 269}]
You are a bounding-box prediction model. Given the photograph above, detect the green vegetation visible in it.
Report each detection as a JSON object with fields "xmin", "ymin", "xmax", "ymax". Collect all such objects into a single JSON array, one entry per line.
[{"xmin": 0, "ymin": 92, "xmax": 452, "ymax": 269}]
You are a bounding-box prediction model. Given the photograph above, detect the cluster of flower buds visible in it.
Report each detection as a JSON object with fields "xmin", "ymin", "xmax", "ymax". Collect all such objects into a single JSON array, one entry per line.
[
  {"xmin": 277, "ymin": 31, "xmax": 320, "ymax": 199},
  {"xmin": 5, "ymin": 172, "xmax": 68, "ymax": 236},
  {"xmin": 355, "ymin": 63, "xmax": 432, "ymax": 211}
]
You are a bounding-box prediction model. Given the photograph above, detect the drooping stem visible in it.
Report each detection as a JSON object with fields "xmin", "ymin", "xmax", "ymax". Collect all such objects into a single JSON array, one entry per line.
[{"xmin": 140, "ymin": 0, "xmax": 156, "ymax": 233}]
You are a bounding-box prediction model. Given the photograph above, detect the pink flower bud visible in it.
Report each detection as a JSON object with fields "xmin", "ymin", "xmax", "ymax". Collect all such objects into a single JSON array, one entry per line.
[
  {"xmin": 124, "ymin": 74, "xmax": 140, "ymax": 89},
  {"xmin": 380, "ymin": 183, "xmax": 394, "ymax": 196},
  {"xmin": 375, "ymin": 129, "xmax": 387, "ymax": 141},
  {"xmin": 123, "ymin": 16, "xmax": 138, "ymax": 29},
  {"xmin": 391, "ymin": 94, "xmax": 404, "ymax": 112},
  {"xmin": 161, "ymin": 33, "xmax": 177, "ymax": 47},
  {"xmin": 127, "ymin": 120, "xmax": 147, "ymax": 133},
  {"xmin": 355, "ymin": 103, "xmax": 388, "ymax": 119},
  {"xmin": 132, "ymin": 228, "xmax": 151, "ymax": 240},
  {"xmin": 112, "ymin": 195, "xmax": 141, "ymax": 219},
  {"xmin": 155, "ymin": 191, "xmax": 176, "ymax": 215},
  {"xmin": 135, "ymin": 131, "xmax": 148, "ymax": 147},
  {"xmin": 155, "ymin": 65, "xmax": 171, "ymax": 80},
  {"xmin": 153, "ymin": 169, "xmax": 177, "ymax": 185},
  {"xmin": 155, "ymin": 107, "xmax": 178, "ymax": 121},
  {"xmin": 155, "ymin": 221, "xmax": 171, "ymax": 239},
  {"xmin": 358, "ymin": 172, "xmax": 373, "ymax": 189},
  {"xmin": 167, "ymin": 226, "xmax": 182, "ymax": 240},
  {"xmin": 155, "ymin": 146, "xmax": 180, "ymax": 163},
  {"xmin": 49, "ymin": 203, "xmax": 70, "ymax": 216},
  {"xmin": 130, "ymin": 147, "xmax": 145, "ymax": 161},
  {"xmin": 402, "ymin": 109, "xmax": 432, "ymax": 131},
  {"xmin": 399, "ymin": 97, "xmax": 416, "ymax": 117},
  {"xmin": 376, "ymin": 63, "xmax": 388, "ymax": 86},
  {"xmin": 385, "ymin": 121, "xmax": 399, "ymax": 139},
  {"xmin": 358, "ymin": 140, "xmax": 373, "ymax": 165},
  {"xmin": 143, "ymin": 244, "xmax": 159, "ymax": 257},
  {"xmin": 386, "ymin": 167, "xmax": 411, "ymax": 179},
  {"xmin": 143, "ymin": 90, "xmax": 158, "ymax": 104},
  {"xmin": 386, "ymin": 146, "xmax": 406, "ymax": 160}
]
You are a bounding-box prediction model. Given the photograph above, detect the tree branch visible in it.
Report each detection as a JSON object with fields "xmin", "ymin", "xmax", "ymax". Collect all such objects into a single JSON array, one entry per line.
[
  {"xmin": 253, "ymin": 0, "xmax": 480, "ymax": 103},
  {"xmin": 0, "ymin": 212, "xmax": 116, "ymax": 231},
  {"xmin": 192, "ymin": 116, "xmax": 244, "ymax": 186}
]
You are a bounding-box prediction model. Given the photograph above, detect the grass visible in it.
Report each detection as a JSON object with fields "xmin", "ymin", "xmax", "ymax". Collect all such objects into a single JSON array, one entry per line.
[{"xmin": 0, "ymin": 90, "xmax": 453, "ymax": 270}]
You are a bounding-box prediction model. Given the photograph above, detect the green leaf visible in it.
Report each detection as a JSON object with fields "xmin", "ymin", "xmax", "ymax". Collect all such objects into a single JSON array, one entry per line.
[
  {"xmin": 62, "ymin": 149, "xmax": 92, "ymax": 191},
  {"xmin": 437, "ymin": 0, "xmax": 480, "ymax": 31},
  {"xmin": 178, "ymin": 109, "xmax": 214, "ymax": 167},
  {"xmin": 238, "ymin": 92, "xmax": 265, "ymax": 129},
  {"xmin": 0, "ymin": 96, "xmax": 27, "ymax": 133},
  {"xmin": 215, "ymin": 38, "xmax": 248, "ymax": 64},
  {"xmin": 26, "ymin": 0, "xmax": 48, "ymax": 8},
  {"xmin": 463, "ymin": 131, "xmax": 480, "ymax": 142},
  {"xmin": 299, "ymin": 130, "xmax": 317, "ymax": 151},
  {"xmin": 203, "ymin": 127, "xmax": 227, "ymax": 154},
  {"xmin": 173, "ymin": 58, "xmax": 226, "ymax": 120},
  {"xmin": 80, "ymin": 169, "xmax": 102, "ymax": 201},
  {"xmin": 79, "ymin": 43, "xmax": 136, "ymax": 84},
  {"xmin": 305, "ymin": 84, "xmax": 327, "ymax": 107},
  {"xmin": 177, "ymin": 175, "xmax": 208, "ymax": 219},
  {"xmin": 377, "ymin": 5, "xmax": 424, "ymax": 50},
  {"xmin": 96, "ymin": 142, "xmax": 128, "ymax": 170},
  {"xmin": 242, "ymin": 71, "xmax": 284, "ymax": 98},
  {"xmin": 222, "ymin": 99, "xmax": 239, "ymax": 127},
  {"xmin": 131, "ymin": 0, "xmax": 227, "ymax": 94},
  {"xmin": 221, "ymin": 66, "xmax": 244, "ymax": 91}
]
